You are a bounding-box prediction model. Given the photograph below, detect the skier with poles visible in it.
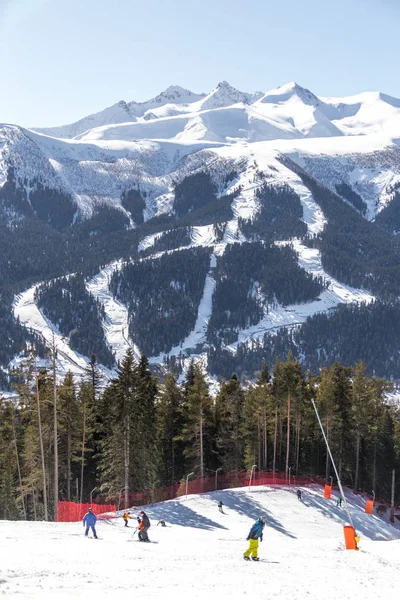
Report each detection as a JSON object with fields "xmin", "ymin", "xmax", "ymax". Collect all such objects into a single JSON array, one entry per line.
[
  {"xmin": 137, "ymin": 511, "xmax": 151, "ymax": 542},
  {"xmin": 123, "ymin": 512, "xmax": 131, "ymax": 527},
  {"xmin": 83, "ymin": 507, "xmax": 98, "ymax": 539},
  {"xmin": 243, "ymin": 517, "xmax": 265, "ymax": 561}
]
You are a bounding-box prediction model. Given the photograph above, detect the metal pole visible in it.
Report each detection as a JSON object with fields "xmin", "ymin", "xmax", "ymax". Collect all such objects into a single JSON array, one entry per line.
[
  {"xmin": 372, "ymin": 490, "xmax": 375, "ymax": 503},
  {"xmin": 152, "ymin": 480, "xmax": 160, "ymax": 504},
  {"xmin": 289, "ymin": 466, "xmax": 291, "ymax": 486},
  {"xmin": 311, "ymin": 399, "xmax": 355, "ymax": 531},
  {"xmin": 249, "ymin": 465, "xmax": 257, "ymax": 491},
  {"xmin": 329, "ymin": 476, "xmax": 333, "ymax": 487},
  {"xmin": 390, "ymin": 470, "xmax": 395, "ymax": 523},
  {"xmin": 186, "ymin": 472, "xmax": 194, "ymax": 498},
  {"xmin": 90, "ymin": 487, "xmax": 97, "ymax": 506},
  {"xmin": 215, "ymin": 468, "xmax": 222, "ymax": 491}
]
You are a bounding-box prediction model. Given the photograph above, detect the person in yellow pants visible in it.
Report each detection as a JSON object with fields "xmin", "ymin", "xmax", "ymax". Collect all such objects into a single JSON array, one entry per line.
[{"xmin": 243, "ymin": 517, "xmax": 265, "ymax": 561}]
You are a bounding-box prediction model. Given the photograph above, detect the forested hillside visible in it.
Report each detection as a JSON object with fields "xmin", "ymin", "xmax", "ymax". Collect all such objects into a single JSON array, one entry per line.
[{"xmin": 1, "ymin": 352, "xmax": 399, "ymax": 521}]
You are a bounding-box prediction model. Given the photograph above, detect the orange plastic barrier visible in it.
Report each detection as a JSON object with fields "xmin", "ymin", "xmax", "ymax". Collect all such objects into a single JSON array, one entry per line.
[
  {"xmin": 324, "ymin": 484, "xmax": 332, "ymax": 499},
  {"xmin": 343, "ymin": 525, "xmax": 359, "ymax": 550},
  {"xmin": 57, "ymin": 501, "xmax": 116, "ymax": 522},
  {"xmin": 365, "ymin": 500, "xmax": 374, "ymax": 514}
]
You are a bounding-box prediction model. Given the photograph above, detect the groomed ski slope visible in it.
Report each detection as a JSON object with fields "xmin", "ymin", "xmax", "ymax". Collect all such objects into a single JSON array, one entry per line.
[{"xmin": 1, "ymin": 485, "xmax": 399, "ymax": 599}]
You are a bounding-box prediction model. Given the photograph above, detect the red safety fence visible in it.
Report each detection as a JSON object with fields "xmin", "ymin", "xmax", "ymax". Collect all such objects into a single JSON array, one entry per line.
[
  {"xmin": 58, "ymin": 471, "xmax": 329, "ymax": 519},
  {"xmin": 114, "ymin": 471, "xmax": 327, "ymax": 509},
  {"xmin": 57, "ymin": 501, "xmax": 116, "ymax": 522}
]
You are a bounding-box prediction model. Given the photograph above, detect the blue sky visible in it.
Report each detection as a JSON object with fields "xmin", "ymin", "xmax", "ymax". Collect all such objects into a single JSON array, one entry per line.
[{"xmin": 0, "ymin": 0, "xmax": 399, "ymax": 127}]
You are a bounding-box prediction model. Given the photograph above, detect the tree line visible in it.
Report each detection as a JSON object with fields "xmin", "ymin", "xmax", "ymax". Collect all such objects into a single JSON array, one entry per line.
[{"xmin": 1, "ymin": 351, "xmax": 399, "ymax": 520}]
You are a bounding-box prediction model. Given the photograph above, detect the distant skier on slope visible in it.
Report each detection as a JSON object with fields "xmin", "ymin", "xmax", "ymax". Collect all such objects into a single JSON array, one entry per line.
[
  {"xmin": 123, "ymin": 512, "xmax": 131, "ymax": 527},
  {"xmin": 297, "ymin": 489, "xmax": 302, "ymax": 501},
  {"xmin": 217, "ymin": 500, "xmax": 225, "ymax": 514},
  {"xmin": 83, "ymin": 507, "xmax": 98, "ymax": 539},
  {"xmin": 337, "ymin": 496, "xmax": 342, "ymax": 508},
  {"xmin": 243, "ymin": 517, "xmax": 265, "ymax": 561},
  {"xmin": 137, "ymin": 511, "xmax": 151, "ymax": 542}
]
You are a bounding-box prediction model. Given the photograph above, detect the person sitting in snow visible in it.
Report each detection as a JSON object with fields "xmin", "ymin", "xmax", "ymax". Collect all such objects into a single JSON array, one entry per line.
[
  {"xmin": 83, "ymin": 507, "xmax": 98, "ymax": 539},
  {"xmin": 137, "ymin": 511, "xmax": 151, "ymax": 542},
  {"xmin": 157, "ymin": 520, "xmax": 166, "ymax": 527},
  {"xmin": 243, "ymin": 517, "xmax": 265, "ymax": 561},
  {"xmin": 123, "ymin": 512, "xmax": 131, "ymax": 527}
]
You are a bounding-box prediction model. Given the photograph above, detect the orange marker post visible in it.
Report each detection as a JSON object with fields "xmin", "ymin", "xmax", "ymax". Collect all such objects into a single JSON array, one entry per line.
[
  {"xmin": 324, "ymin": 484, "xmax": 332, "ymax": 499},
  {"xmin": 365, "ymin": 500, "xmax": 374, "ymax": 514},
  {"xmin": 343, "ymin": 525, "xmax": 359, "ymax": 550}
]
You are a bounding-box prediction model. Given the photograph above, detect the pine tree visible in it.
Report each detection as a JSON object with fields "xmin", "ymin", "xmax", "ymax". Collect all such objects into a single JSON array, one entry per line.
[
  {"xmin": 181, "ymin": 364, "xmax": 213, "ymax": 478},
  {"xmin": 58, "ymin": 372, "xmax": 81, "ymax": 501},
  {"xmin": 156, "ymin": 371, "xmax": 185, "ymax": 486},
  {"xmin": 352, "ymin": 361, "xmax": 374, "ymax": 492},
  {"xmin": 215, "ymin": 374, "xmax": 245, "ymax": 473}
]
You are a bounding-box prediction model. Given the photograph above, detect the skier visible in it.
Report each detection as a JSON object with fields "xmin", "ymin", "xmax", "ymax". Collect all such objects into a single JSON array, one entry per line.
[
  {"xmin": 337, "ymin": 496, "xmax": 342, "ymax": 507},
  {"xmin": 123, "ymin": 512, "xmax": 131, "ymax": 527},
  {"xmin": 137, "ymin": 511, "xmax": 151, "ymax": 542},
  {"xmin": 243, "ymin": 517, "xmax": 265, "ymax": 561},
  {"xmin": 83, "ymin": 507, "xmax": 98, "ymax": 539},
  {"xmin": 217, "ymin": 500, "xmax": 225, "ymax": 514},
  {"xmin": 297, "ymin": 489, "xmax": 302, "ymax": 501}
]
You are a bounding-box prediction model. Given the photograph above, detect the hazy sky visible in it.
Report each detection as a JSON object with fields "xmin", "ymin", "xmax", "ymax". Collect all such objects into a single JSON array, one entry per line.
[{"xmin": 0, "ymin": 0, "xmax": 399, "ymax": 127}]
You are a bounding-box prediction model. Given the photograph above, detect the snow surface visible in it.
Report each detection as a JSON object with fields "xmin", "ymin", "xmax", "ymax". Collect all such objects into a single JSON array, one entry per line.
[
  {"xmin": 12, "ymin": 285, "xmax": 114, "ymax": 381},
  {"xmin": 86, "ymin": 262, "xmax": 140, "ymax": 363},
  {"xmin": 1, "ymin": 484, "xmax": 399, "ymax": 599},
  {"xmin": 12, "ymin": 286, "xmax": 89, "ymax": 379}
]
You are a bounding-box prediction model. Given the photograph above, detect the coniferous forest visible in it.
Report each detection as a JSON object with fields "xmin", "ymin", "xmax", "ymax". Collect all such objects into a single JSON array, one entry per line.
[{"xmin": 1, "ymin": 351, "xmax": 399, "ymax": 521}]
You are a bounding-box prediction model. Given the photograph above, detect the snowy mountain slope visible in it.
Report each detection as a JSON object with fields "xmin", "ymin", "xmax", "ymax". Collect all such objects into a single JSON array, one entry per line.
[
  {"xmin": 33, "ymin": 86, "xmax": 207, "ymax": 139},
  {"xmin": 3, "ymin": 80, "xmax": 400, "ymax": 226},
  {"xmin": 1, "ymin": 485, "xmax": 399, "ymax": 599},
  {"xmin": 4, "ymin": 80, "xmax": 400, "ymax": 383}
]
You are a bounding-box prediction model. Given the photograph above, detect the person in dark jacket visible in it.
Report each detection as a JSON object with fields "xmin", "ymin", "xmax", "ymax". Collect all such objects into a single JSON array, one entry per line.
[
  {"xmin": 243, "ymin": 517, "xmax": 265, "ymax": 561},
  {"xmin": 297, "ymin": 489, "xmax": 302, "ymax": 501},
  {"xmin": 217, "ymin": 500, "xmax": 225, "ymax": 514},
  {"xmin": 83, "ymin": 507, "xmax": 98, "ymax": 538},
  {"xmin": 138, "ymin": 511, "xmax": 151, "ymax": 542}
]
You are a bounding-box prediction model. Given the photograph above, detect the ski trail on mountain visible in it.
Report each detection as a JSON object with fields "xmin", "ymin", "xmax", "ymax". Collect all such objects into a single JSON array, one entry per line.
[
  {"xmin": 86, "ymin": 262, "xmax": 140, "ymax": 363},
  {"xmin": 12, "ymin": 286, "xmax": 89, "ymax": 378},
  {"xmin": 150, "ymin": 254, "xmax": 217, "ymax": 363},
  {"xmin": 218, "ymin": 152, "xmax": 375, "ymax": 351}
]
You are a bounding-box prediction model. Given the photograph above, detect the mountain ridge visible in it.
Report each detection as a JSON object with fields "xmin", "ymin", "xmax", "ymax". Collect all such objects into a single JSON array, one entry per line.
[{"xmin": 2, "ymin": 80, "xmax": 400, "ymax": 387}]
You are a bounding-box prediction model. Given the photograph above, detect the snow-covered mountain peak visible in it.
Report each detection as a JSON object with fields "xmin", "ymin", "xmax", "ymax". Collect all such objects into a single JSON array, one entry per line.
[
  {"xmin": 200, "ymin": 80, "xmax": 257, "ymax": 110},
  {"xmin": 259, "ymin": 81, "xmax": 321, "ymax": 107}
]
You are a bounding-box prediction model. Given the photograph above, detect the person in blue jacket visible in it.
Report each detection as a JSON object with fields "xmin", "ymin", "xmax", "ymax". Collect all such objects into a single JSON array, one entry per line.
[
  {"xmin": 83, "ymin": 507, "xmax": 98, "ymax": 538},
  {"xmin": 243, "ymin": 517, "xmax": 265, "ymax": 561}
]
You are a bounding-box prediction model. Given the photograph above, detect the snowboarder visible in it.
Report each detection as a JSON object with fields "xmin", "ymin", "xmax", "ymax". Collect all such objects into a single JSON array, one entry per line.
[
  {"xmin": 137, "ymin": 511, "xmax": 151, "ymax": 542},
  {"xmin": 123, "ymin": 512, "xmax": 131, "ymax": 527},
  {"xmin": 337, "ymin": 496, "xmax": 342, "ymax": 507},
  {"xmin": 297, "ymin": 489, "xmax": 302, "ymax": 501},
  {"xmin": 83, "ymin": 507, "xmax": 98, "ymax": 538},
  {"xmin": 217, "ymin": 500, "xmax": 225, "ymax": 514},
  {"xmin": 243, "ymin": 517, "xmax": 265, "ymax": 561}
]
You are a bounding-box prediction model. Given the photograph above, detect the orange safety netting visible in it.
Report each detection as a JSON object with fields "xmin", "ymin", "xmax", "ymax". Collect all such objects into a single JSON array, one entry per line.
[{"xmin": 57, "ymin": 501, "xmax": 116, "ymax": 522}]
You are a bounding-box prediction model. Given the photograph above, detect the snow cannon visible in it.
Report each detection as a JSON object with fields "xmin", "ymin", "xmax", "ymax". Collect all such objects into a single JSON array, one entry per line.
[
  {"xmin": 365, "ymin": 500, "xmax": 374, "ymax": 514},
  {"xmin": 343, "ymin": 525, "xmax": 360, "ymax": 550}
]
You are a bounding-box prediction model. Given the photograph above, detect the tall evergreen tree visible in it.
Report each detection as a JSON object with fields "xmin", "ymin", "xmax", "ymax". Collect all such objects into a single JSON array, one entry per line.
[
  {"xmin": 215, "ymin": 374, "xmax": 245, "ymax": 473},
  {"xmin": 156, "ymin": 371, "xmax": 185, "ymax": 486},
  {"xmin": 181, "ymin": 364, "xmax": 214, "ymax": 478}
]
